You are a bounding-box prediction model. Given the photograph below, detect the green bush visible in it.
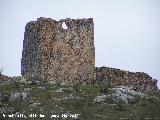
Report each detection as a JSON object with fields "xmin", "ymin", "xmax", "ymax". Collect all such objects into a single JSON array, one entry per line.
[
  {"xmin": 98, "ymin": 82, "xmax": 113, "ymax": 94},
  {"xmin": 72, "ymin": 83, "xmax": 80, "ymax": 92},
  {"xmin": 115, "ymin": 100, "xmax": 127, "ymax": 111},
  {"xmin": 79, "ymin": 84, "xmax": 99, "ymax": 94}
]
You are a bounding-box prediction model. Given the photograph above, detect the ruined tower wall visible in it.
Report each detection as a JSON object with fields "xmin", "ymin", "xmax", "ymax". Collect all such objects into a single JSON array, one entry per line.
[
  {"xmin": 21, "ymin": 17, "xmax": 95, "ymax": 82},
  {"xmin": 21, "ymin": 17, "xmax": 158, "ymax": 92},
  {"xmin": 96, "ymin": 67, "xmax": 158, "ymax": 92}
]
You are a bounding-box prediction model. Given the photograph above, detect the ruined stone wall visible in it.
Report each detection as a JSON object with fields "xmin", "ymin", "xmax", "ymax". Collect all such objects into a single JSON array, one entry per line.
[
  {"xmin": 21, "ymin": 17, "xmax": 95, "ymax": 82},
  {"xmin": 21, "ymin": 17, "xmax": 158, "ymax": 92},
  {"xmin": 96, "ymin": 67, "xmax": 158, "ymax": 92}
]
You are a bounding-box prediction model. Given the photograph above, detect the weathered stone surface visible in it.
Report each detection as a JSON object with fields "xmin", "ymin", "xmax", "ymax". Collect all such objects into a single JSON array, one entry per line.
[
  {"xmin": 94, "ymin": 86, "xmax": 143, "ymax": 104},
  {"xmin": 10, "ymin": 92, "xmax": 28, "ymax": 100},
  {"xmin": 94, "ymin": 86, "xmax": 160, "ymax": 104},
  {"xmin": 96, "ymin": 67, "xmax": 158, "ymax": 92},
  {"xmin": 21, "ymin": 17, "xmax": 95, "ymax": 83}
]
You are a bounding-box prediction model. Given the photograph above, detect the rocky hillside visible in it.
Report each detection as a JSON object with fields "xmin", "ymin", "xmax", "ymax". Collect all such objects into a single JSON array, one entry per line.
[{"xmin": 0, "ymin": 75, "xmax": 160, "ymax": 120}]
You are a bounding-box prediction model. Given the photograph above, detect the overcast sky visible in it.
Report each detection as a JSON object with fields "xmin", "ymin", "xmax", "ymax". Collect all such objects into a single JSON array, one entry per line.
[{"xmin": 0, "ymin": 0, "xmax": 160, "ymax": 87}]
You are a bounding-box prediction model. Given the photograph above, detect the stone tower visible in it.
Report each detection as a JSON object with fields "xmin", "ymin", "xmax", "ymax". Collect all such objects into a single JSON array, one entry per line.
[{"xmin": 21, "ymin": 17, "xmax": 95, "ymax": 82}]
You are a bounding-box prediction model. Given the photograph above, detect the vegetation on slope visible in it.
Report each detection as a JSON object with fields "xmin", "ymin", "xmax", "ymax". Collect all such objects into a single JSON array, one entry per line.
[{"xmin": 0, "ymin": 76, "xmax": 160, "ymax": 120}]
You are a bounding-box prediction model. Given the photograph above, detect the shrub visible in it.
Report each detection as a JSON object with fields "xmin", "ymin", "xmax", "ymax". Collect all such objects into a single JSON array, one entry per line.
[
  {"xmin": 12, "ymin": 81, "xmax": 20, "ymax": 89},
  {"xmin": 72, "ymin": 83, "xmax": 80, "ymax": 92},
  {"xmin": 80, "ymin": 84, "xmax": 99, "ymax": 94},
  {"xmin": 98, "ymin": 82, "xmax": 112, "ymax": 94},
  {"xmin": 115, "ymin": 100, "xmax": 127, "ymax": 111},
  {"xmin": 0, "ymin": 68, "xmax": 3, "ymax": 75}
]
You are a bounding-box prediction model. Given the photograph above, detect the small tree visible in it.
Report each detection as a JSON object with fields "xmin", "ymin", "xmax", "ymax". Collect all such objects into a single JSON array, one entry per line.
[
  {"xmin": 116, "ymin": 100, "xmax": 127, "ymax": 111},
  {"xmin": 0, "ymin": 68, "xmax": 3, "ymax": 75}
]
